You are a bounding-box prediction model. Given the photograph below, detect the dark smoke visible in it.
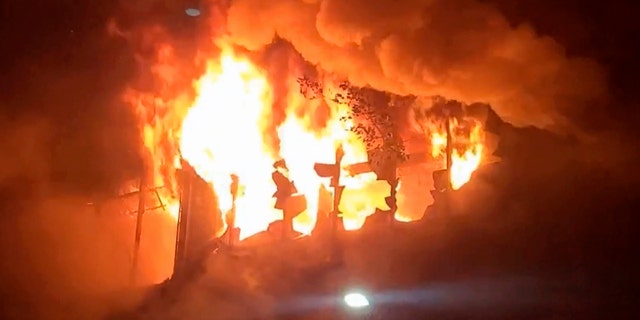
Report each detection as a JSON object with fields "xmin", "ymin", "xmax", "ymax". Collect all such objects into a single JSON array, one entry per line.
[{"xmin": 224, "ymin": 0, "xmax": 608, "ymax": 129}]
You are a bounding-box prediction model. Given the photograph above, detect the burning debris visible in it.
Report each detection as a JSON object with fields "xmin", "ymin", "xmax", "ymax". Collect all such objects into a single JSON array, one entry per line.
[
  {"xmin": 269, "ymin": 159, "xmax": 306, "ymax": 239},
  {"xmin": 107, "ymin": 0, "xmax": 604, "ymax": 253},
  {"xmin": 411, "ymin": 96, "xmax": 500, "ymax": 190},
  {"xmin": 119, "ymin": 40, "xmax": 503, "ymax": 251}
]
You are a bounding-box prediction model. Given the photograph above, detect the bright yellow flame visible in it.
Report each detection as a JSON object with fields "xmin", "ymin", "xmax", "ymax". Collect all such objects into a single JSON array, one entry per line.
[
  {"xmin": 129, "ymin": 44, "xmax": 398, "ymax": 240},
  {"xmin": 277, "ymin": 118, "xmax": 327, "ymax": 235},
  {"xmin": 179, "ymin": 50, "xmax": 278, "ymax": 240},
  {"xmin": 175, "ymin": 49, "xmax": 391, "ymax": 240}
]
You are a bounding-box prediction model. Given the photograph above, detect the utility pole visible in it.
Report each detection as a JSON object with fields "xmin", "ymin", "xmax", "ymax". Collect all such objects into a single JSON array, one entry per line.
[
  {"xmin": 444, "ymin": 109, "xmax": 453, "ymax": 190},
  {"xmin": 328, "ymin": 146, "xmax": 345, "ymax": 263},
  {"xmin": 173, "ymin": 163, "xmax": 194, "ymax": 278},
  {"xmin": 428, "ymin": 108, "xmax": 454, "ymax": 218},
  {"xmin": 313, "ymin": 144, "xmax": 346, "ymax": 264},
  {"xmin": 227, "ymin": 174, "xmax": 239, "ymax": 247},
  {"xmin": 130, "ymin": 177, "xmax": 146, "ymax": 286},
  {"xmin": 443, "ymin": 108, "xmax": 453, "ymax": 216}
]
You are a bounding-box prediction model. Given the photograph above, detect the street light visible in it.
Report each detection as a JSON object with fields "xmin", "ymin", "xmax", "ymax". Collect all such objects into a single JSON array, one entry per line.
[{"xmin": 343, "ymin": 291, "xmax": 370, "ymax": 309}]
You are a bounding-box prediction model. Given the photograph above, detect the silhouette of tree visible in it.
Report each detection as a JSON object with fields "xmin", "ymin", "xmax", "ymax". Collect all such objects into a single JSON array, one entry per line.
[{"xmin": 297, "ymin": 77, "xmax": 408, "ymax": 167}]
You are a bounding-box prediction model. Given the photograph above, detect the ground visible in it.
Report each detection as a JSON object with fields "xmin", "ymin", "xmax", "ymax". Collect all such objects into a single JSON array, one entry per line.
[
  {"xmin": 2, "ymin": 125, "xmax": 634, "ymax": 320},
  {"xmin": 112, "ymin": 206, "xmax": 638, "ymax": 319},
  {"xmin": 108, "ymin": 126, "xmax": 640, "ymax": 319}
]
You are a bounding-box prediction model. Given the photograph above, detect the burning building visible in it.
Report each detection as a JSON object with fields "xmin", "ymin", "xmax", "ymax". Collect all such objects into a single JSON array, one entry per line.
[
  {"xmin": 124, "ymin": 43, "xmax": 495, "ymax": 256},
  {"xmin": 111, "ymin": 0, "xmax": 604, "ymax": 282}
]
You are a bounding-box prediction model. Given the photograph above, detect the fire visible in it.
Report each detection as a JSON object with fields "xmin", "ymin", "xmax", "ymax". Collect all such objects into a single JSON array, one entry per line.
[
  {"xmin": 179, "ymin": 50, "xmax": 278, "ymax": 239},
  {"xmin": 173, "ymin": 47, "xmax": 388, "ymax": 240},
  {"xmin": 429, "ymin": 118, "xmax": 484, "ymax": 190},
  {"xmin": 128, "ymin": 42, "xmax": 485, "ymax": 240},
  {"xmin": 123, "ymin": 90, "xmax": 183, "ymax": 221}
]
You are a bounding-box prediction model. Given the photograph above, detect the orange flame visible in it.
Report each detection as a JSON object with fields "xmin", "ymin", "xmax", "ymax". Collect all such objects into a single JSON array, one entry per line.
[
  {"xmin": 179, "ymin": 49, "xmax": 278, "ymax": 239},
  {"xmin": 127, "ymin": 42, "xmax": 486, "ymax": 240},
  {"xmin": 171, "ymin": 47, "xmax": 389, "ymax": 240},
  {"xmin": 429, "ymin": 118, "xmax": 484, "ymax": 190}
]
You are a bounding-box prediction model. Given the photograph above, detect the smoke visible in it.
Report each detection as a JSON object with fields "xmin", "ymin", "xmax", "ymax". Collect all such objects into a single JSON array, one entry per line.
[
  {"xmin": 0, "ymin": 115, "xmax": 177, "ymax": 319},
  {"xmin": 0, "ymin": 116, "xmax": 51, "ymax": 196},
  {"xmin": 223, "ymin": 0, "xmax": 607, "ymax": 129},
  {"xmin": 0, "ymin": 195, "xmax": 179, "ymax": 319}
]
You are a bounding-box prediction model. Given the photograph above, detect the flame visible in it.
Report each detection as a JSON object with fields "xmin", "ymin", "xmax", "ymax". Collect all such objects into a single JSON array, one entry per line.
[
  {"xmin": 429, "ymin": 118, "xmax": 484, "ymax": 190},
  {"xmin": 126, "ymin": 54, "xmax": 491, "ymax": 249},
  {"xmin": 127, "ymin": 41, "xmax": 485, "ymax": 240},
  {"xmin": 123, "ymin": 91, "xmax": 183, "ymax": 221},
  {"xmin": 179, "ymin": 50, "xmax": 278, "ymax": 239},
  {"xmin": 171, "ymin": 47, "xmax": 389, "ymax": 240}
]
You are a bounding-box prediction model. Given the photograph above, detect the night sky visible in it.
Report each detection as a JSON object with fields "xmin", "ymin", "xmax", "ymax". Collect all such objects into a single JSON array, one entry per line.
[{"xmin": 1, "ymin": 1, "xmax": 139, "ymax": 195}]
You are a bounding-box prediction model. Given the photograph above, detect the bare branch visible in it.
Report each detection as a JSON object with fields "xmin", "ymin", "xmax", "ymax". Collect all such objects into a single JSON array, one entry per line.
[{"xmin": 297, "ymin": 77, "xmax": 408, "ymax": 164}]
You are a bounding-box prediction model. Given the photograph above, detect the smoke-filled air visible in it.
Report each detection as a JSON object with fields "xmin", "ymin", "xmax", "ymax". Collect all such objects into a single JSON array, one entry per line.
[
  {"xmin": 107, "ymin": 0, "xmax": 612, "ymax": 249},
  {"xmin": 225, "ymin": 0, "xmax": 607, "ymax": 128}
]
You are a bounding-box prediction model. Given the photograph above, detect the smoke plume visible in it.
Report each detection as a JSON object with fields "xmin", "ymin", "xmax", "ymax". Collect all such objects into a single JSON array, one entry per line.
[{"xmin": 224, "ymin": 0, "xmax": 607, "ymax": 128}]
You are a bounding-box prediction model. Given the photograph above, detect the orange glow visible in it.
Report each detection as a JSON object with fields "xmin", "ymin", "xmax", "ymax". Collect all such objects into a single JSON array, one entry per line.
[
  {"xmin": 179, "ymin": 50, "xmax": 278, "ymax": 239},
  {"xmin": 428, "ymin": 118, "xmax": 484, "ymax": 190},
  {"xmin": 128, "ymin": 43, "xmax": 483, "ymax": 242},
  {"xmin": 155, "ymin": 47, "xmax": 390, "ymax": 240}
]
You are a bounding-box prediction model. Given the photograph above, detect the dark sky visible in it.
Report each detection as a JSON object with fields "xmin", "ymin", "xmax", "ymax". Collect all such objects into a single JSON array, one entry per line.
[
  {"xmin": 0, "ymin": 0, "xmax": 638, "ymax": 196},
  {"xmin": 0, "ymin": 0, "xmax": 139, "ymax": 195},
  {"xmin": 489, "ymin": 0, "xmax": 640, "ymax": 129}
]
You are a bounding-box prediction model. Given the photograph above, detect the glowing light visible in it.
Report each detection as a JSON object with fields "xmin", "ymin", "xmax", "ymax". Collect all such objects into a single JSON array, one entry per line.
[
  {"xmin": 343, "ymin": 292, "xmax": 370, "ymax": 308},
  {"xmin": 185, "ymin": 8, "xmax": 201, "ymax": 17},
  {"xmin": 130, "ymin": 42, "xmax": 448, "ymax": 240},
  {"xmin": 174, "ymin": 49, "xmax": 393, "ymax": 240}
]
